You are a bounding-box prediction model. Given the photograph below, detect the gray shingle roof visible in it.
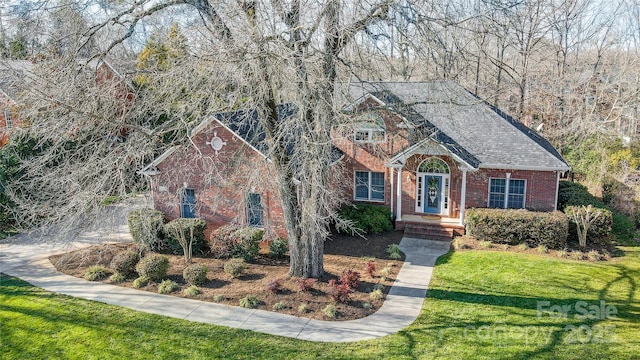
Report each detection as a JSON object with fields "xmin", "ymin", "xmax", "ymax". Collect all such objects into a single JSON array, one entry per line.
[{"xmin": 348, "ymin": 81, "xmax": 569, "ymax": 171}]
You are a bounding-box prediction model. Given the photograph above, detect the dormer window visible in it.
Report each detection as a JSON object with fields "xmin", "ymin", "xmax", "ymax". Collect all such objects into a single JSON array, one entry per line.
[{"xmin": 354, "ymin": 113, "xmax": 386, "ymax": 143}]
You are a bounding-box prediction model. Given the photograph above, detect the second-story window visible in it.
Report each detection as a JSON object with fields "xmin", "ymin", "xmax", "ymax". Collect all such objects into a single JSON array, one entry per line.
[{"xmin": 354, "ymin": 113, "xmax": 386, "ymax": 143}]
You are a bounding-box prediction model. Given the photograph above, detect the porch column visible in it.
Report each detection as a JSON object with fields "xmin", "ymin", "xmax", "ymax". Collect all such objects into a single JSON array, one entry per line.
[
  {"xmin": 390, "ymin": 168, "xmax": 394, "ymax": 216},
  {"xmin": 396, "ymin": 167, "xmax": 402, "ymax": 222},
  {"xmin": 459, "ymin": 168, "xmax": 467, "ymax": 226}
]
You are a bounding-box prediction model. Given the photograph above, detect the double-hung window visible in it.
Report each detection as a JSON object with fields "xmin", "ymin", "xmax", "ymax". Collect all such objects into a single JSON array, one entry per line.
[
  {"xmin": 488, "ymin": 178, "xmax": 526, "ymax": 209},
  {"xmin": 354, "ymin": 171, "xmax": 385, "ymax": 201},
  {"xmin": 180, "ymin": 188, "xmax": 196, "ymax": 218}
]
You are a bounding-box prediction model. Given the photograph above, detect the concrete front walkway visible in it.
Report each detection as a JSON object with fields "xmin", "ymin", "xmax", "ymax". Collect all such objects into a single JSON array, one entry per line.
[{"xmin": 0, "ymin": 215, "xmax": 450, "ymax": 343}]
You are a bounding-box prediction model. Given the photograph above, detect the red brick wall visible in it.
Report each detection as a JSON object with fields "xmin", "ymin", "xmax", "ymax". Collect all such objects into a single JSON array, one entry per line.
[
  {"xmin": 152, "ymin": 120, "xmax": 288, "ymax": 238},
  {"xmin": 332, "ymin": 107, "xmax": 409, "ymax": 208},
  {"xmin": 466, "ymin": 168, "xmax": 558, "ymax": 211},
  {"xmin": 0, "ymin": 99, "xmax": 19, "ymax": 147}
]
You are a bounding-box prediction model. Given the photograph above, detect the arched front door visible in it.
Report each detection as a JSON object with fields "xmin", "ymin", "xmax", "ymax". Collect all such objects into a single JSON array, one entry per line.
[{"xmin": 416, "ymin": 158, "xmax": 450, "ymax": 215}]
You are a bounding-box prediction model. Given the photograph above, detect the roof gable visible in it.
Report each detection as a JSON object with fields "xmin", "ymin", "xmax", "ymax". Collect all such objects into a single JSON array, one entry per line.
[{"xmin": 349, "ymin": 81, "xmax": 569, "ymax": 172}]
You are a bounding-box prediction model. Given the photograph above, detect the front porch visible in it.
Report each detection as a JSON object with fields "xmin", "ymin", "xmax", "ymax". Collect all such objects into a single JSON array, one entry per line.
[{"xmin": 395, "ymin": 214, "xmax": 464, "ymax": 241}]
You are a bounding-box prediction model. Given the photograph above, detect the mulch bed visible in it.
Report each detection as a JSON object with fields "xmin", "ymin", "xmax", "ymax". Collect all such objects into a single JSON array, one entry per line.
[{"xmin": 50, "ymin": 230, "xmax": 405, "ymax": 321}]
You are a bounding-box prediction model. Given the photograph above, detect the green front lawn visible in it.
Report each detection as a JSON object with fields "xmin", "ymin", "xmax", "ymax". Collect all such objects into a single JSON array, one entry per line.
[{"xmin": 2, "ymin": 247, "xmax": 639, "ymax": 359}]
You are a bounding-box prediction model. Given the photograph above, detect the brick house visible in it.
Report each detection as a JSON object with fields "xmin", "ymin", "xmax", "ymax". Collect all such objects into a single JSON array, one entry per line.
[{"xmin": 142, "ymin": 81, "xmax": 570, "ymax": 239}]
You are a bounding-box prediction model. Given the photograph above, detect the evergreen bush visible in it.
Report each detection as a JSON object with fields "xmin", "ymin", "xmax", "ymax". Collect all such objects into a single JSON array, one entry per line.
[
  {"xmin": 465, "ymin": 208, "xmax": 568, "ymax": 249},
  {"xmin": 135, "ymin": 254, "xmax": 169, "ymax": 281},
  {"xmin": 337, "ymin": 204, "xmax": 392, "ymax": 234}
]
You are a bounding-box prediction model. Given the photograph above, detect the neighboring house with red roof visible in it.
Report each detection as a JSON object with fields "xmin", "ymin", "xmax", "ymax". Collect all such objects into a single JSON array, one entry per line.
[{"xmin": 142, "ymin": 81, "xmax": 570, "ymax": 240}]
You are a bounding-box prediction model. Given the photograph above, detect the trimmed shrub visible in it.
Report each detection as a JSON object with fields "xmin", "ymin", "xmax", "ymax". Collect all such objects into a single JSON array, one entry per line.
[
  {"xmin": 135, "ymin": 254, "xmax": 169, "ymax": 281},
  {"xmin": 109, "ymin": 251, "xmax": 140, "ymax": 277},
  {"xmin": 465, "ymin": 208, "xmax": 569, "ymax": 249},
  {"xmin": 182, "ymin": 263, "xmax": 208, "ymax": 286},
  {"xmin": 84, "ymin": 265, "xmax": 112, "ymax": 281},
  {"xmin": 565, "ymin": 206, "xmax": 613, "ymax": 247},
  {"xmin": 158, "ymin": 279, "xmax": 179, "ymax": 294},
  {"xmin": 127, "ymin": 209, "xmax": 165, "ymax": 251},
  {"xmin": 224, "ymin": 258, "xmax": 246, "ymax": 278},
  {"xmin": 269, "ymin": 237, "xmax": 288, "ymax": 258},
  {"xmin": 208, "ymin": 225, "xmax": 263, "ymax": 262},
  {"xmin": 208, "ymin": 224, "xmax": 241, "ymax": 258},
  {"xmin": 338, "ymin": 204, "xmax": 392, "ymax": 234},
  {"xmin": 230, "ymin": 227, "xmax": 263, "ymax": 262},
  {"xmin": 163, "ymin": 218, "xmax": 207, "ymax": 258}
]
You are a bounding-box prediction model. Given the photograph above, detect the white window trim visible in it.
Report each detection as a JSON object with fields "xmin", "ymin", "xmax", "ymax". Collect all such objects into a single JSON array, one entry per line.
[
  {"xmin": 487, "ymin": 177, "xmax": 527, "ymax": 209},
  {"xmin": 180, "ymin": 188, "xmax": 196, "ymax": 218},
  {"xmin": 353, "ymin": 170, "xmax": 385, "ymax": 202},
  {"xmin": 4, "ymin": 109, "xmax": 12, "ymax": 129},
  {"xmin": 415, "ymin": 172, "xmax": 451, "ymax": 215},
  {"xmin": 354, "ymin": 128, "xmax": 386, "ymax": 143}
]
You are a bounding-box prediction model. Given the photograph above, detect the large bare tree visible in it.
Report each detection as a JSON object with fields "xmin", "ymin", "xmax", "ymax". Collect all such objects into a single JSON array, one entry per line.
[{"xmin": 8, "ymin": 0, "xmax": 393, "ymax": 278}]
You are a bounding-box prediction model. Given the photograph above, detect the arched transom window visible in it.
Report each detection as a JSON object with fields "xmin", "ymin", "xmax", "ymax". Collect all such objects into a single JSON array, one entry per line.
[{"xmin": 417, "ymin": 158, "xmax": 450, "ymax": 174}]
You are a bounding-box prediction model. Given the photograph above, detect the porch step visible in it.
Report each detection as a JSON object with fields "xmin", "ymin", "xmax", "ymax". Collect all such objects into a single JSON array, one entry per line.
[{"xmin": 403, "ymin": 224, "xmax": 455, "ymax": 241}]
